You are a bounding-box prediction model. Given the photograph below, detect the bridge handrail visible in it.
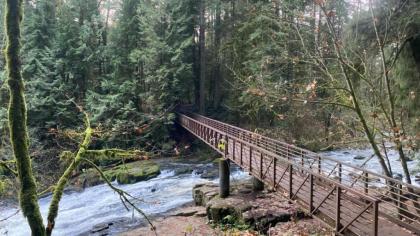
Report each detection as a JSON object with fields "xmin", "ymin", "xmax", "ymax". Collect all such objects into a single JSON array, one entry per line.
[
  {"xmin": 189, "ymin": 113, "xmax": 420, "ymax": 190},
  {"xmin": 178, "ymin": 113, "xmax": 383, "ymax": 235},
  {"xmin": 179, "ymin": 113, "xmax": 379, "ymax": 201},
  {"xmin": 178, "ymin": 112, "xmax": 420, "ymax": 234}
]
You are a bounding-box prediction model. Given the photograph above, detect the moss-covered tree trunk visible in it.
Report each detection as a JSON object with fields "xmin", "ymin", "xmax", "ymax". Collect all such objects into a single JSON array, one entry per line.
[{"xmin": 4, "ymin": 0, "xmax": 46, "ymax": 235}]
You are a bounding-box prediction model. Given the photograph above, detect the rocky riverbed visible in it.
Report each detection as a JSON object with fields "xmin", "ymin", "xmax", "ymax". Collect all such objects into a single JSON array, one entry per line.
[{"xmin": 123, "ymin": 180, "xmax": 332, "ymax": 236}]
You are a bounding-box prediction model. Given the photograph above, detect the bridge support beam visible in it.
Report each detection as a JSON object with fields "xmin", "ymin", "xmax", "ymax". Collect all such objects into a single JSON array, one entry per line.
[
  {"xmin": 219, "ymin": 158, "xmax": 230, "ymax": 198},
  {"xmin": 252, "ymin": 177, "xmax": 264, "ymax": 192}
]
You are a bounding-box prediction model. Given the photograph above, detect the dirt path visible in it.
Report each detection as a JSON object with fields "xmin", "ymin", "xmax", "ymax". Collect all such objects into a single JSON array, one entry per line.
[{"xmin": 120, "ymin": 205, "xmax": 219, "ymax": 236}]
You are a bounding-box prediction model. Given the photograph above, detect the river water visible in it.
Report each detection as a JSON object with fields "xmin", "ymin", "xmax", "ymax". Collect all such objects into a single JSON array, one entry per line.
[
  {"xmin": 322, "ymin": 148, "xmax": 419, "ymax": 184},
  {"xmin": 0, "ymin": 149, "xmax": 418, "ymax": 235},
  {"xmin": 0, "ymin": 162, "xmax": 249, "ymax": 236}
]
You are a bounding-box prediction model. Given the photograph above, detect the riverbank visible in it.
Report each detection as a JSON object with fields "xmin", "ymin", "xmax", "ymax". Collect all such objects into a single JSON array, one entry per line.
[{"xmin": 121, "ymin": 181, "xmax": 332, "ymax": 236}]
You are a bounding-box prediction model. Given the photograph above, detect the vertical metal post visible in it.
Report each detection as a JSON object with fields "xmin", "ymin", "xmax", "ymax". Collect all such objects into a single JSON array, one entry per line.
[
  {"xmin": 318, "ymin": 156, "xmax": 321, "ymax": 174},
  {"xmin": 309, "ymin": 174, "xmax": 314, "ymax": 213},
  {"xmin": 373, "ymin": 200, "xmax": 379, "ymax": 236},
  {"xmin": 364, "ymin": 172, "xmax": 369, "ymax": 194},
  {"xmin": 336, "ymin": 186, "xmax": 341, "ymax": 233},
  {"xmin": 289, "ymin": 165, "xmax": 293, "ymax": 199},
  {"xmin": 249, "ymin": 147, "xmax": 253, "ymax": 172},
  {"xmin": 224, "ymin": 135, "xmax": 228, "ymax": 156},
  {"xmin": 260, "ymin": 152, "xmax": 263, "ymax": 178},
  {"xmin": 301, "ymin": 150, "xmax": 304, "ymax": 174},
  {"xmin": 232, "ymin": 139, "xmax": 236, "ymax": 160},
  {"xmin": 301, "ymin": 150, "xmax": 304, "ymax": 167},
  {"xmin": 273, "ymin": 158, "xmax": 277, "ymax": 187},
  {"xmin": 240, "ymin": 142, "xmax": 243, "ymax": 165},
  {"xmin": 338, "ymin": 163, "xmax": 342, "ymax": 183},
  {"xmin": 398, "ymin": 183, "xmax": 403, "ymax": 220}
]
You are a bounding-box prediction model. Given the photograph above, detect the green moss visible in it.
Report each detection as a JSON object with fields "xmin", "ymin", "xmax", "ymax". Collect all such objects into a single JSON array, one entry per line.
[
  {"xmin": 5, "ymin": 0, "xmax": 46, "ymax": 234},
  {"xmin": 61, "ymin": 149, "xmax": 146, "ymax": 168},
  {"xmin": 0, "ymin": 166, "xmax": 5, "ymax": 176},
  {"xmin": 0, "ymin": 180, "xmax": 5, "ymax": 195},
  {"xmin": 71, "ymin": 160, "xmax": 161, "ymax": 187},
  {"xmin": 110, "ymin": 160, "xmax": 161, "ymax": 184},
  {"xmin": 47, "ymin": 120, "xmax": 93, "ymax": 235}
]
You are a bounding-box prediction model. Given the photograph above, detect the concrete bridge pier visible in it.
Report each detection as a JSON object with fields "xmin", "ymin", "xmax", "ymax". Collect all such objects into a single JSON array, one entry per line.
[{"xmin": 219, "ymin": 158, "xmax": 230, "ymax": 198}]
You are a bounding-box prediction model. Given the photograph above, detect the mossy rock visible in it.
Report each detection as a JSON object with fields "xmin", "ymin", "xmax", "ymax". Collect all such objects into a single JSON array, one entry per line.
[
  {"xmin": 70, "ymin": 160, "xmax": 160, "ymax": 188},
  {"xmin": 0, "ymin": 180, "xmax": 5, "ymax": 195},
  {"xmin": 61, "ymin": 149, "xmax": 147, "ymax": 168},
  {"xmin": 174, "ymin": 166, "xmax": 194, "ymax": 175},
  {"xmin": 206, "ymin": 196, "xmax": 252, "ymax": 223},
  {"xmin": 105, "ymin": 160, "xmax": 161, "ymax": 184}
]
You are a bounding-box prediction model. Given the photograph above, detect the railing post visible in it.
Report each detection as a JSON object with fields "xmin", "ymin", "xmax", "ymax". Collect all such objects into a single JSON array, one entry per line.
[
  {"xmin": 273, "ymin": 158, "xmax": 277, "ymax": 187},
  {"xmin": 240, "ymin": 142, "xmax": 243, "ymax": 165},
  {"xmin": 301, "ymin": 150, "xmax": 304, "ymax": 167},
  {"xmin": 232, "ymin": 139, "xmax": 236, "ymax": 160},
  {"xmin": 300, "ymin": 150, "xmax": 304, "ymax": 174},
  {"xmin": 249, "ymin": 147, "xmax": 253, "ymax": 173},
  {"xmin": 398, "ymin": 183, "xmax": 403, "ymax": 220},
  {"xmin": 309, "ymin": 173, "xmax": 314, "ymax": 213},
  {"xmin": 260, "ymin": 152, "xmax": 263, "ymax": 179},
  {"xmin": 364, "ymin": 172, "xmax": 369, "ymax": 194},
  {"xmin": 373, "ymin": 200, "xmax": 379, "ymax": 236},
  {"xmin": 289, "ymin": 165, "xmax": 293, "ymax": 199},
  {"xmin": 338, "ymin": 163, "xmax": 342, "ymax": 183},
  {"xmin": 336, "ymin": 186, "xmax": 342, "ymax": 233},
  {"xmin": 318, "ymin": 156, "xmax": 321, "ymax": 174}
]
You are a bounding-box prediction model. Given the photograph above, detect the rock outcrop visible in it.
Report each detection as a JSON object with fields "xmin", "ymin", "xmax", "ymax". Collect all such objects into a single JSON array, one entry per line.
[
  {"xmin": 71, "ymin": 160, "xmax": 161, "ymax": 188},
  {"xmin": 193, "ymin": 180, "xmax": 306, "ymax": 233}
]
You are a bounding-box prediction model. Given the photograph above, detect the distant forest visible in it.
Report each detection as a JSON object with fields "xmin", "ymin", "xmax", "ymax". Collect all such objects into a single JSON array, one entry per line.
[{"xmin": 0, "ymin": 0, "xmax": 419, "ymax": 193}]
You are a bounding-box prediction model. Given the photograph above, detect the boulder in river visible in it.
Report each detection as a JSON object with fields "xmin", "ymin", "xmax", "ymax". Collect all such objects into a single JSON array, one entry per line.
[
  {"xmin": 71, "ymin": 160, "xmax": 161, "ymax": 187},
  {"xmin": 107, "ymin": 160, "xmax": 161, "ymax": 184},
  {"xmin": 392, "ymin": 173, "xmax": 403, "ymax": 180},
  {"xmin": 174, "ymin": 166, "xmax": 194, "ymax": 175},
  {"xmin": 353, "ymin": 155, "xmax": 366, "ymax": 160},
  {"xmin": 200, "ymin": 168, "xmax": 219, "ymax": 179}
]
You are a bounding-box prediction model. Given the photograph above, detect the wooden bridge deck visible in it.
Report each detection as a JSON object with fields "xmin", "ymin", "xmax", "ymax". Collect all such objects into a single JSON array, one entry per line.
[{"xmin": 177, "ymin": 113, "xmax": 420, "ymax": 236}]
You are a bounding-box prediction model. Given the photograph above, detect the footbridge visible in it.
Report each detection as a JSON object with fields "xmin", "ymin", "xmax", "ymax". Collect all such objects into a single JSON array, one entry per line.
[{"xmin": 177, "ymin": 112, "xmax": 420, "ymax": 236}]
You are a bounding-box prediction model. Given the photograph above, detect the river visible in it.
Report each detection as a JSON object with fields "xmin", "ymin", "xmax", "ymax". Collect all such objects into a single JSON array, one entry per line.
[{"xmin": 0, "ymin": 161, "xmax": 249, "ymax": 236}]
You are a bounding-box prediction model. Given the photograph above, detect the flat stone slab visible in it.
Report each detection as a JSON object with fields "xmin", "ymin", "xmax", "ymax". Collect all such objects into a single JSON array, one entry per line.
[
  {"xmin": 268, "ymin": 218, "xmax": 333, "ymax": 235},
  {"xmin": 193, "ymin": 180, "xmax": 306, "ymax": 233}
]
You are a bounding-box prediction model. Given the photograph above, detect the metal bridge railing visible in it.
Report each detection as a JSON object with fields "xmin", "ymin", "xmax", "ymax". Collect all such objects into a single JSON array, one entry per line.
[{"xmin": 178, "ymin": 113, "xmax": 420, "ymax": 235}]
